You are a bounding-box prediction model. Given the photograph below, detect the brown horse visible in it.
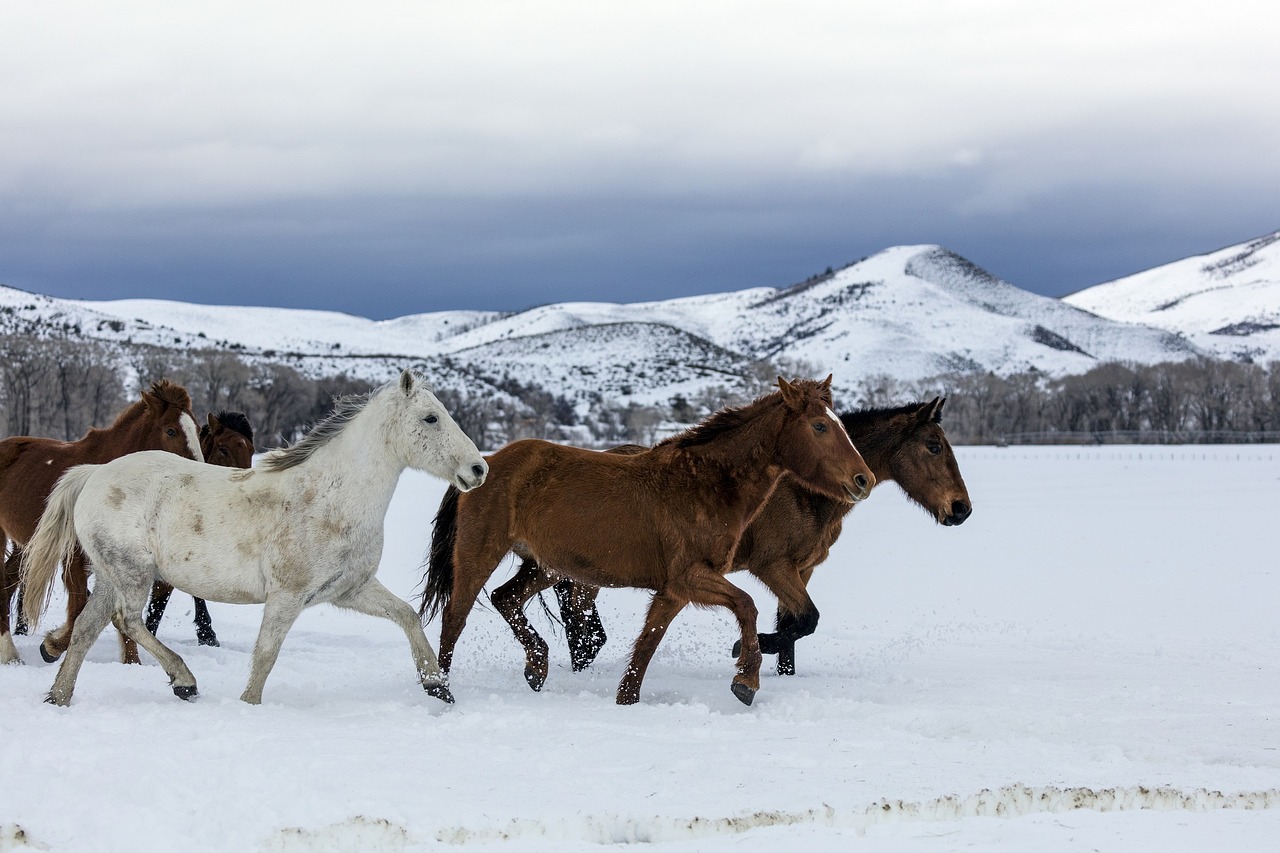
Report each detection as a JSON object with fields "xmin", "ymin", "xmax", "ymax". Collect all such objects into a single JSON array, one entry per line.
[
  {"xmin": 139, "ymin": 411, "xmax": 256, "ymax": 655},
  {"xmin": 0, "ymin": 380, "xmax": 203, "ymax": 665},
  {"xmin": 531, "ymin": 397, "xmax": 971, "ymax": 676},
  {"xmin": 419, "ymin": 376, "xmax": 875, "ymax": 705}
]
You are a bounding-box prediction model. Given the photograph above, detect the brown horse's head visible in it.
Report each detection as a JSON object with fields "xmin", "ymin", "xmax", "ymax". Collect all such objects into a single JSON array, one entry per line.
[
  {"xmin": 775, "ymin": 375, "xmax": 874, "ymax": 503},
  {"xmin": 848, "ymin": 397, "xmax": 971, "ymax": 526},
  {"xmin": 200, "ymin": 411, "xmax": 255, "ymax": 469},
  {"xmin": 139, "ymin": 380, "xmax": 204, "ymax": 462}
]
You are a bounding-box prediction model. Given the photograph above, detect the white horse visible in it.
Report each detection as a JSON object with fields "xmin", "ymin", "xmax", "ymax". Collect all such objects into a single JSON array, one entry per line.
[{"xmin": 22, "ymin": 369, "xmax": 487, "ymax": 706}]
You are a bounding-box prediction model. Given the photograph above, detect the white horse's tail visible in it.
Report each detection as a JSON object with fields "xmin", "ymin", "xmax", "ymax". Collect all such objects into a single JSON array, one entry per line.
[{"xmin": 21, "ymin": 465, "xmax": 98, "ymax": 630}]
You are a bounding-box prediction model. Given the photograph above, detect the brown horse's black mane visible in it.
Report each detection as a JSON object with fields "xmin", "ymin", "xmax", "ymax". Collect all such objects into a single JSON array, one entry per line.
[
  {"xmin": 840, "ymin": 401, "xmax": 937, "ymax": 433},
  {"xmin": 208, "ymin": 411, "xmax": 254, "ymax": 442}
]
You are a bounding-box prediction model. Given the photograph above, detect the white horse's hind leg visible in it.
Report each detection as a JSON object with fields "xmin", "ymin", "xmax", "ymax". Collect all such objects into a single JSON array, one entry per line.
[
  {"xmin": 113, "ymin": 611, "xmax": 198, "ymax": 700},
  {"xmin": 241, "ymin": 594, "xmax": 305, "ymax": 705},
  {"xmin": 338, "ymin": 579, "xmax": 453, "ymax": 703},
  {"xmin": 46, "ymin": 582, "xmax": 115, "ymax": 706}
]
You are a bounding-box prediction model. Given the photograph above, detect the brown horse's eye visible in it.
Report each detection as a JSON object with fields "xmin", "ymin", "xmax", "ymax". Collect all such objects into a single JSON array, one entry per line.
[
  {"xmin": 927, "ymin": 442, "xmax": 942, "ymax": 455},
  {"xmin": 166, "ymin": 428, "xmax": 177, "ymax": 437},
  {"xmin": 813, "ymin": 421, "xmax": 827, "ymax": 433}
]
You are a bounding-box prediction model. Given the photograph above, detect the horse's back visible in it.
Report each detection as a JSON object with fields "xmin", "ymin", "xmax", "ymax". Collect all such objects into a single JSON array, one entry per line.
[{"xmin": 0, "ymin": 435, "xmax": 76, "ymax": 540}]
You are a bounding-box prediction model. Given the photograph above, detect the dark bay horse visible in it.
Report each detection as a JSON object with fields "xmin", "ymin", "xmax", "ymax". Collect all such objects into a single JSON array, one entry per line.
[
  {"xmin": 537, "ymin": 397, "xmax": 971, "ymax": 676},
  {"xmin": 139, "ymin": 411, "xmax": 256, "ymax": 655},
  {"xmin": 0, "ymin": 381, "xmax": 203, "ymax": 665},
  {"xmin": 419, "ymin": 376, "xmax": 875, "ymax": 706}
]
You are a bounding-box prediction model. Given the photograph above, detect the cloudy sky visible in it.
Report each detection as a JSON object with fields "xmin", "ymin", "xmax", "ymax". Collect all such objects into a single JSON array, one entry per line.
[{"xmin": 1, "ymin": 1, "xmax": 1275, "ymax": 319}]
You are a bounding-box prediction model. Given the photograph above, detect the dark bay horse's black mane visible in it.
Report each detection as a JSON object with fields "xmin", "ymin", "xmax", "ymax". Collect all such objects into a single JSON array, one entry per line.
[
  {"xmin": 840, "ymin": 400, "xmax": 940, "ymax": 432},
  {"xmin": 206, "ymin": 411, "xmax": 255, "ymax": 442}
]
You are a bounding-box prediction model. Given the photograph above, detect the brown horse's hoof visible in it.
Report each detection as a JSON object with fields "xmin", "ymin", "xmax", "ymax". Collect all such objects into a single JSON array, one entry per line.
[
  {"xmin": 424, "ymin": 682, "xmax": 455, "ymax": 704},
  {"xmin": 172, "ymin": 684, "xmax": 198, "ymax": 701},
  {"xmin": 39, "ymin": 642, "xmax": 61, "ymax": 664},
  {"xmin": 731, "ymin": 682, "xmax": 756, "ymax": 706},
  {"xmin": 524, "ymin": 665, "xmax": 546, "ymax": 692}
]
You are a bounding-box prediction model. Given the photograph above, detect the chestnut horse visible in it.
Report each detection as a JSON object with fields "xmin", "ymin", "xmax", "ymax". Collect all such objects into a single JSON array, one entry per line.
[
  {"xmin": 419, "ymin": 376, "xmax": 875, "ymax": 706},
  {"xmin": 0, "ymin": 381, "xmax": 203, "ymax": 665},
  {"xmin": 141, "ymin": 411, "xmax": 256, "ymax": 653},
  {"xmin": 535, "ymin": 398, "xmax": 971, "ymax": 676}
]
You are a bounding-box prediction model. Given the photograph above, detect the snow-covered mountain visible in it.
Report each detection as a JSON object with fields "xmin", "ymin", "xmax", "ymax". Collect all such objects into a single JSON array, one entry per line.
[
  {"xmin": 1064, "ymin": 231, "xmax": 1280, "ymax": 363},
  {"xmin": 0, "ymin": 243, "xmax": 1214, "ymax": 407}
]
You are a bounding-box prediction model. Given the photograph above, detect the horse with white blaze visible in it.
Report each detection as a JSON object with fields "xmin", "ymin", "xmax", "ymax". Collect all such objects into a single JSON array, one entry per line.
[{"xmin": 21, "ymin": 370, "xmax": 487, "ymax": 706}]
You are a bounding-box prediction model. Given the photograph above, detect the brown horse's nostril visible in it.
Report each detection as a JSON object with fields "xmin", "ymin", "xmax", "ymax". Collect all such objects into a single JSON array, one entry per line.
[
  {"xmin": 949, "ymin": 501, "xmax": 972, "ymax": 523},
  {"xmin": 854, "ymin": 473, "xmax": 869, "ymax": 491}
]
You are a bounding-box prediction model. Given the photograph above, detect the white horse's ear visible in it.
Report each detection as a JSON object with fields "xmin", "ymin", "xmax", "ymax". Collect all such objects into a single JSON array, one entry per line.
[{"xmin": 400, "ymin": 369, "xmax": 415, "ymax": 395}]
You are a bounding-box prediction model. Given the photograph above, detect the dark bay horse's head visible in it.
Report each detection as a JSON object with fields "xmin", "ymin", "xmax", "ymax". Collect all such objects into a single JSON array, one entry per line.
[
  {"xmin": 200, "ymin": 411, "xmax": 255, "ymax": 469},
  {"xmin": 776, "ymin": 375, "xmax": 874, "ymax": 504},
  {"xmin": 852, "ymin": 397, "xmax": 971, "ymax": 526},
  {"xmin": 140, "ymin": 380, "xmax": 204, "ymax": 463}
]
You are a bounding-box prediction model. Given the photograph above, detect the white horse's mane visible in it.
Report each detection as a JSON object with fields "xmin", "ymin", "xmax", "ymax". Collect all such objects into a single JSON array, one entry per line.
[{"xmin": 257, "ymin": 390, "xmax": 375, "ymax": 473}]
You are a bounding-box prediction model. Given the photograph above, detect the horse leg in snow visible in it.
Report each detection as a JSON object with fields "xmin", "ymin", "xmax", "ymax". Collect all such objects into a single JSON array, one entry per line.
[
  {"xmin": 46, "ymin": 578, "xmax": 117, "ymax": 705},
  {"xmin": 192, "ymin": 597, "xmax": 219, "ymax": 646},
  {"xmin": 733, "ymin": 560, "xmax": 820, "ymax": 676},
  {"xmin": 112, "ymin": 610, "xmax": 199, "ymax": 701},
  {"xmin": 337, "ymin": 578, "xmax": 453, "ymax": 703},
  {"xmin": 553, "ymin": 577, "xmax": 607, "ymax": 672},
  {"xmin": 241, "ymin": 594, "xmax": 306, "ymax": 705},
  {"xmin": 1, "ymin": 549, "xmax": 21, "ymax": 663},
  {"xmin": 143, "ymin": 580, "xmax": 176, "ymax": 635},
  {"xmin": 678, "ymin": 570, "xmax": 763, "ymax": 705},
  {"xmin": 617, "ymin": 589, "xmax": 687, "ymax": 705},
  {"xmin": 490, "ymin": 560, "xmax": 558, "ymax": 691},
  {"xmin": 41, "ymin": 551, "xmax": 92, "ymax": 664}
]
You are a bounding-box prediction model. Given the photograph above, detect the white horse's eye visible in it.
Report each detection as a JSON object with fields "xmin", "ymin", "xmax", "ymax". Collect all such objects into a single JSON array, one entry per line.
[{"xmin": 424, "ymin": 415, "xmax": 438, "ymax": 424}]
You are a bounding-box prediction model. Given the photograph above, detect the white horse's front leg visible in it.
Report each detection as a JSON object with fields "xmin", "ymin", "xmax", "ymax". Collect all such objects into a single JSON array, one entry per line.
[
  {"xmin": 337, "ymin": 578, "xmax": 453, "ymax": 703},
  {"xmin": 242, "ymin": 593, "xmax": 305, "ymax": 705}
]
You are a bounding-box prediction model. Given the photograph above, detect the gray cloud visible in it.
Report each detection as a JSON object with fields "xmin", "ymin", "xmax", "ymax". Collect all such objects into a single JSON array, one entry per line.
[{"xmin": 0, "ymin": 1, "xmax": 1275, "ymax": 317}]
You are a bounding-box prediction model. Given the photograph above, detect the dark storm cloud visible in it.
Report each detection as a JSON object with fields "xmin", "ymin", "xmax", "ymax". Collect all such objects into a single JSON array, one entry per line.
[{"xmin": 0, "ymin": 2, "xmax": 1276, "ymax": 317}]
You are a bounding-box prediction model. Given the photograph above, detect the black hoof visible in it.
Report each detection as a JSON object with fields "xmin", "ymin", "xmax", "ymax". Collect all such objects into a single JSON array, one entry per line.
[
  {"xmin": 731, "ymin": 682, "xmax": 756, "ymax": 706},
  {"xmin": 424, "ymin": 682, "xmax": 455, "ymax": 704},
  {"xmin": 197, "ymin": 632, "xmax": 220, "ymax": 647},
  {"xmin": 172, "ymin": 684, "xmax": 198, "ymax": 701},
  {"xmin": 39, "ymin": 643, "xmax": 61, "ymax": 664},
  {"xmin": 524, "ymin": 666, "xmax": 546, "ymax": 692}
]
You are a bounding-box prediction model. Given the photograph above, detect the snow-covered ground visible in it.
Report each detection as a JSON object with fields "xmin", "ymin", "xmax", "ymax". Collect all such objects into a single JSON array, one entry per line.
[{"xmin": 3, "ymin": 445, "xmax": 1278, "ymax": 851}]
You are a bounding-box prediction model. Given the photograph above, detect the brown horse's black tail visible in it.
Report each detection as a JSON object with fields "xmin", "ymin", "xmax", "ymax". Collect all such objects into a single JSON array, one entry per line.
[{"xmin": 419, "ymin": 485, "xmax": 460, "ymax": 621}]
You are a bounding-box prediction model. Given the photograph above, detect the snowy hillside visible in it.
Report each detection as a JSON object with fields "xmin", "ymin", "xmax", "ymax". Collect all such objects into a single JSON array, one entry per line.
[
  {"xmin": 1, "ymin": 243, "xmax": 1211, "ymax": 407},
  {"xmin": 1064, "ymin": 231, "xmax": 1280, "ymax": 362}
]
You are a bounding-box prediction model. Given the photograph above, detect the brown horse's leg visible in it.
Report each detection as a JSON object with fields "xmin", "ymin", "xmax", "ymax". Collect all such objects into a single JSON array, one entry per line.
[
  {"xmin": 144, "ymin": 579, "xmax": 175, "ymax": 636},
  {"xmin": 773, "ymin": 565, "xmax": 819, "ymax": 676},
  {"xmin": 1, "ymin": 545, "xmax": 21, "ymax": 664},
  {"xmin": 437, "ymin": 540, "xmax": 510, "ymax": 675},
  {"xmin": 490, "ymin": 560, "xmax": 558, "ymax": 691},
  {"xmin": 554, "ymin": 578, "xmax": 607, "ymax": 671},
  {"xmin": 736, "ymin": 560, "xmax": 819, "ymax": 675},
  {"xmin": 617, "ymin": 590, "xmax": 687, "ymax": 705},
  {"xmin": 681, "ymin": 571, "xmax": 763, "ymax": 705}
]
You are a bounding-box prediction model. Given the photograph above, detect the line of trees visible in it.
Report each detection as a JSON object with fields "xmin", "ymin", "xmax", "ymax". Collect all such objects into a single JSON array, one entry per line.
[
  {"xmin": 850, "ymin": 358, "xmax": 1280, "ymax": 444},
  {"xmin": 3, "ymin": 333, "xmax": 1280, "ymax": 447}
]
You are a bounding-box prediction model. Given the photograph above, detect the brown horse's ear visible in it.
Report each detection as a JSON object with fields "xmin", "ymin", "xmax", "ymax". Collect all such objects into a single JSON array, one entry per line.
[
  {"xmin": 919, "ymin": 396, "xmax": 944, "ymax": 424},
  {"xmin": 143, "ymin": 389, "xmax": 164, "ymax": 415},
  {"xmin": 400, "ymin": 369, "xmax": 415, "ymax": 395},
  {"xmin": 819, "ymin": 374, "xmax": 834, "ymax": 404},
  {"xmin": 207, "ymin": 412, "xmax": 221, "ymax": 430},
  {"xmin": 777, "ymin": 376, "xmax": 801, "ymax": 408}
]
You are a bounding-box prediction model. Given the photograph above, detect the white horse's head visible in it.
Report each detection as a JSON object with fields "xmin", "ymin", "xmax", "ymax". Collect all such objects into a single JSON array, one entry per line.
[{"xmin": 389, "ymin": 370, "xmax": 488, "ymax": 491}]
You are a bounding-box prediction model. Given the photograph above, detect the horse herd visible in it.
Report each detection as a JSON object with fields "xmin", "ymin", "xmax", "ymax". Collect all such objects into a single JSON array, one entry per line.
[{"xmin": 0, "ymin": 369, "xmax": 971, "ymax": 708}]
